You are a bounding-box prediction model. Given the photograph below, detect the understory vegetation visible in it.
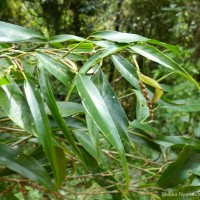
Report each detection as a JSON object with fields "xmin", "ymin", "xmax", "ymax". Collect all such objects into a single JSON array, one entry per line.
[{"xmin": 0, "ymin": 1, "xmax": 200, "ymax": 200}]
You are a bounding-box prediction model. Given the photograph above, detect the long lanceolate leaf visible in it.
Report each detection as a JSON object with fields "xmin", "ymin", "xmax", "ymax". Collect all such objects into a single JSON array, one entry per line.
[
  {"xmin": 130, "ymin": 44, "xmax": 200, "ymax": 89},
  {"xmin": 38, "ymin": 66, "xmax": 85, "ymax": 165},
  {"xmin": 92, "ymin": 70, "xmax": 129, "ymax": 143},
  {"xmin": 0, "ymin": 21, "xmax": 45, "ymax": 43},
  {"xmin": 0, "ymin": 142, "xmax": 53, "ymax": 190},
  {"xmin": 36, "ymin": 52, "xmax": 74, "ymax": 87},
  {"xmin": 75, "ymin": 74, "xmax": 130, "ymax": 194},
  {"xmin": 111, "ymin": 54, "xmax": 140, "ymax": 89},
  {"xmin": 24, "ymin": 79, "xmax": 66, "ymax": 188}
]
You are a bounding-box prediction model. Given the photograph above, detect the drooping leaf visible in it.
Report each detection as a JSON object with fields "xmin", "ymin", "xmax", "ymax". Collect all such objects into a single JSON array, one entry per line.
[
  {"xmin": 158, "ymin": 146, "xmax": 200, "ymax": 188},
  {"xmin": 92, "ymin": 30, "xmax": 149, "ymax": 43},
  {"xmin": 75, "ymin": 74, "xmax": 129, "ymax": 193},
  {"xmin": 0, "ymin": 79, "xmax": 36, "ymax": 134},
  {"xmin": 0, "ymin": 142, "xmax": 53, "ymax": 190},
  {"xmin": 92, "ymin": 70, "xmax": 129, "ymax": 142},
  {"xmin": 24, "ymin": 79, "xmax": 67, "ymax": 188},
  {"xmin": 138, "ymin": 72, "xmax": 163, "ymax": 102},
  {"xmin": 38, "ymin": 67, "xmax": 85, "ymax": 165},
  {"xmin": 36, "ymin": 52, "xmax": 74, "ymax": 87},
  {"xmin": 111, "ymin": 54, "xmax": 140, "ymax": 89},
  {"xmin": 130, "ymin": 44, "xmax": 199, "ymax": 89},
  {"xmin": 0, "ymin": 21, "xmax": 45, "ymax": 43}
]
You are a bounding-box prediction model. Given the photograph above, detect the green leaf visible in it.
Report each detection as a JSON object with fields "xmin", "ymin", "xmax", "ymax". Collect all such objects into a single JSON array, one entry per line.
[
  {"xmin": 75, "ymin": 74, "xmax": 130, "ymax": 193},
  {"xmin": 45, "ymin": 101, "xmax": 84, "ymax": 117},
  {"xmin": 130, "ymin": 44, "xmax": 199, "ymax": 89},
  {"xmin": 24, "ymin": 79, "xmax": 67, "ymax": 188},
  {"xmin": 0, "ymin": 79, "xmax": 36, "ymax": 134},
  {"xmin": 147, "ymin": 39, "xmax": 181, "ymax": 58},
  {"xmin": 0, "ymin": 74, "xmax": 10, "ymax": 87},
  {"xmin": 129, "ymin": 131, "xmax": 160, "ymax": 152},
  {"xmin": 74, "ymin": 130, "xmax": 99, "ymax": 161},
  {"xmin": 111, "ymin": 54, "xmax": 140, "ymax": 89},
  {"xmin": 38, "ymin": 67, "xmax": 85, "ymax": 166},
  {"xmin": 160, "ymin": 100, "xmax": 200, "ymax": 112},
  {"xmin": 158, "ymin": 146, "xmax": 200, "ymax": 188},
  {"xmin": 155, "ymin": 136, "xmax": 200, "ymax": 149},
  {"xmin": 92, "ymin": 70, "xmax": 129, "ymax": 142},
  {"xmin": 130, "ymin": 120, "xmax": 159, "ymax": 135},
  {"xmin": 49, "ymin": 34, "xmax": 84, "ymax": 43},
  {"xmin": 0, "ymin": 21, "xmax": 45, "ymax": 43},
  {"xmin": 68, "ymin": 42, "xmax": 94, "ymax": 53},
  {"xmin": 79, "ymin": 52, "xmax": 102, "ymax": 74},
  {"xmin": 36, "ymin": 52, "xmax": 74, "ymax": 87},
  {"xmin": 92, "ymin": 30, "xmax": 149, "ymax": 43},
  {"xmin": 86, "ymin": 114, "xmax": 99, "ymax": 151},
  {"xmin": 66, "ymin": 53, "xmax": 87, "ymax": 61},
  {"xmin": 0, "ymin": 142, "xmax": 53, "ymax": 190},
  {"xmin": 133, "ymin": 89, "xmax": 150, "ymax": 121}
]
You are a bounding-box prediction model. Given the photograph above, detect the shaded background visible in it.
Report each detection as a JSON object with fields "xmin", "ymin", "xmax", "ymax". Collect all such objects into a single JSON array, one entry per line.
[{"xmin": 1, "ymin": 0, "xmax": 200, "ymax": 135}]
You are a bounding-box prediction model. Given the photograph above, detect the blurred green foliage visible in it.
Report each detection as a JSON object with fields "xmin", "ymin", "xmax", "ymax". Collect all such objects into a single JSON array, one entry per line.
[{"xmin": 0, "ymin": 0, "xmax": 200, "ymax": 199}]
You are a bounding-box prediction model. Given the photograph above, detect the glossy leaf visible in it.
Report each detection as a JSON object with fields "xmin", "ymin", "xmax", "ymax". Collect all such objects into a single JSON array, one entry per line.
[
  {"xmin": 36, "ymin": 52, "xmax": 74, "ymax": 87},
  {"xmin": 0, "ymin": 21, "xmax": 45, "ymax": 43},
  {"xmin": 111, "ymin": 54, "xmax": 140, "ymax": 89},
  {"xmin": 68, "ymin": 42, "xmax": 94, "ymax": 53},
  {"xmin": 92, "ymin": 70, "xmax": 129, "ymax": 142},
  {"xmin": 0, "ymin": 142, "xmax": 53, "ymax": 190},
  {"xmin": 75, "ymin": 74, "xmax": 129, "ymax": 193},
  {"xmin": 130, "ymin": 44, "xmax": 199, "ymax": 89},
  {"xmin": 24, "ymin": 79, "xmax": 66, "ymax": 188},
  {"xmin": 49, "ymin": 34, "xmax": 84, "ymax": 43},
  {"xmin": 92, "ymin": 30, "xmax": 149, "ymax": 43},
  {"xmin": 0, "ymin": 79, "xmax": 36, "ymax": 134},
  {"xmin": 38, "ymin": 67, "xmax": 85, "ymax": 165},
  {"xmin": 158, "ymin": 146, "xmax": 200, "ymax": 188}
]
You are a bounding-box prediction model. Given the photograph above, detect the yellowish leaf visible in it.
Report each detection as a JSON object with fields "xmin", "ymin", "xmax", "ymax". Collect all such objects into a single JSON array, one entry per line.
[{"xmin": 137, "ymin": 72, "xmax": 163, "ymax": 103}]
